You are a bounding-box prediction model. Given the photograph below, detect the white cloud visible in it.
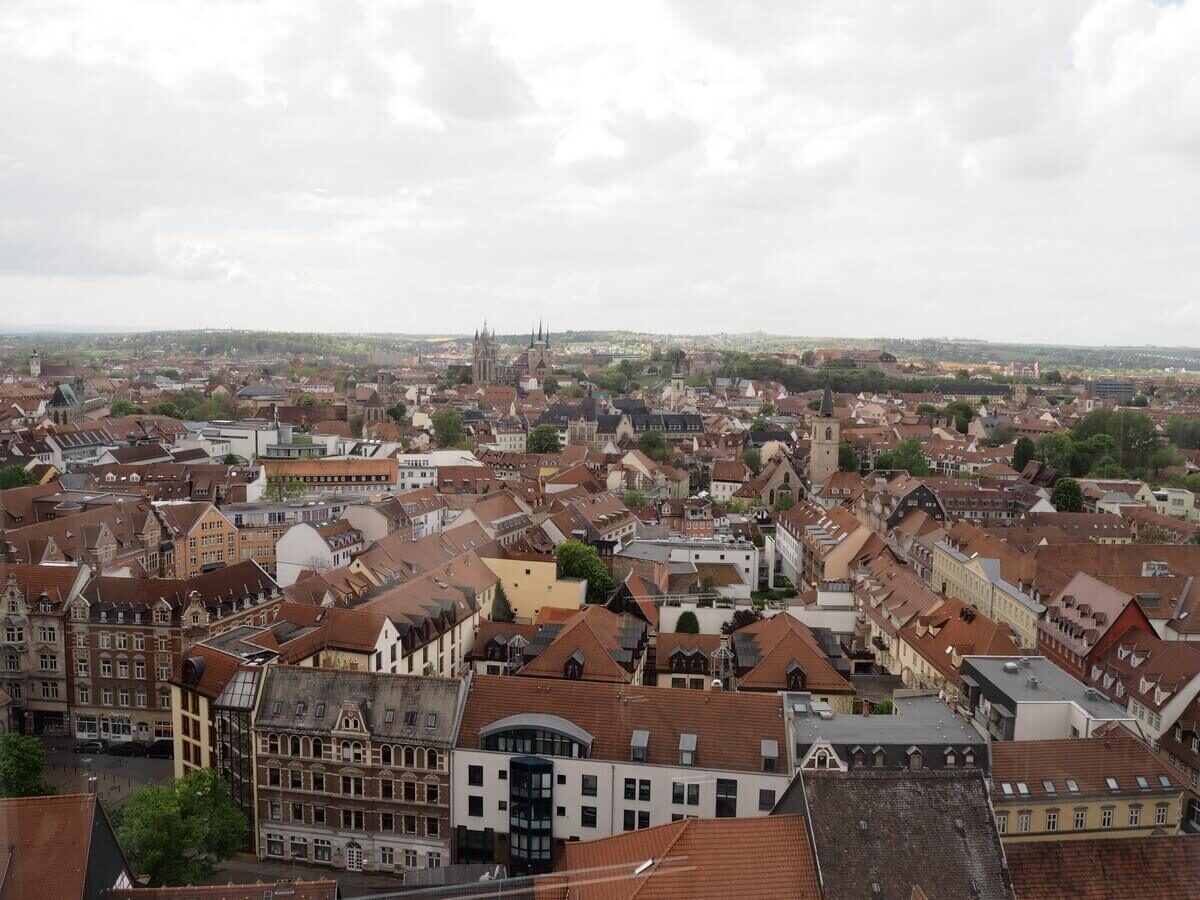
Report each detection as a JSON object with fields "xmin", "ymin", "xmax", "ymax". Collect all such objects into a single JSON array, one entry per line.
[{"xmin": 0, "ymin": 0, "xmax": 1197, "ymax": 341}]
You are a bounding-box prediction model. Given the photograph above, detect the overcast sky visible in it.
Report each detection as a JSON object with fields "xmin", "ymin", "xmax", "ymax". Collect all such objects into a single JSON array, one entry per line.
[{"xmin": 1, "ymin": 0, "xmax": 1198, "ymax": 343}]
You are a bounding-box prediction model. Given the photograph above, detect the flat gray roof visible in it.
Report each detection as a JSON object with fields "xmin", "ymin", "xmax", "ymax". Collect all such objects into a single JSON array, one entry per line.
[
  {"xmin": 963, "ymin": 656, "xmax": 1133, "ymax": 721},
  {"xmin": 789, "ymin": 694, "xmax": 985, "ymax": 747}
]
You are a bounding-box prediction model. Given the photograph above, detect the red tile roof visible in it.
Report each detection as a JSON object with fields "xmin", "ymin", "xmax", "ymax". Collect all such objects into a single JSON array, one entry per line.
[
  {"xmin": 1007, "ymin": 834, "xmax": 1200, "ymax": 900},
  {"xmin": 543, "ymin": 815, "xmax": 820, "ymax": 899}
]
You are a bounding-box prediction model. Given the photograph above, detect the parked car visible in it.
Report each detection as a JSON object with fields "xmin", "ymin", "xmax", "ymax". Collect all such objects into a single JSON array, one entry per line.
[
  {"xmin": 146, "ymin": 740, "xmax": 175, "ymax": 759},
  {"xmin": 107, "ymin": 741, "xmax": 148, "ymax": 757},
  {"xmin": 73, "ymin": 739, "xmax": 106, "ymax": 755}
]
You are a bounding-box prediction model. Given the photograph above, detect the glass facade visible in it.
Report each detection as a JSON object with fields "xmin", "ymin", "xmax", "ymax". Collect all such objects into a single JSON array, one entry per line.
[{"xmin": 509, "ymin": 756, "xmax": 553, "ymax": 874}]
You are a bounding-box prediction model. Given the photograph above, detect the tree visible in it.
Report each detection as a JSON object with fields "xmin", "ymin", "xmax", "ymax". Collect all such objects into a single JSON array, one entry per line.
[
  {"xmin": 942, "ymin": 400, "xmax": 975, "ymax": 434},
  {"xmin": 1035, "ymin": 432, "xmax": 1077, "ymax": 474},
  {"xmin": 1135, "ymin": 525, "xmax": 1179, "ymax": 545},
  {"xmin": 148, "ymin": 400, "xmax": 182, "ymax": 419},
  {"xmin": 0, "ymin": 734, "xmax": 55, "ymax": 797},
  {"xmin": 1051, "ymin": 477, "xmax": 1084, "ymax": 513},
  {"xmin": 542, "ymin": 376, "xmax": 559, "ymax": 395},
  {"xmin": 222, "ymin": 453, "xmax": 239, "ymax": 466},
  {"xmin": 638, "ymin": 431, "xmax": 667, "ymax": 462},
  {"xmin": 743, "ymin": 448, "xmax": 762, "ymax": 476},
  {"xmin": 264, "ymin": 477, "xmax": 306, "ymax": 501},
  {"xmin": 386, "ymin": 403, "xmax": 407, "ymax": 424},
  {"xmin": 1010, "ymin": 437, "xmax": 1034, "ymax": 473},
  {"xmin": 118, "ymin": 768, "xmax": 245, "ymax": 886},
  {"xmin": 751, "ymin": 415, "xmax": 770, "ymax": 432},
  {"xmin": 0, "ymin": 465, "xmax": 36, "ymax": 490},
  {"xmin": 432, "ymin": 408, "xmax": 464, "ymax": 447},
  {"xmin": 872, "ymin": 699, "xmax": 894, "ymax": 715},
  {"xmin": 348, "ymin": 413, "xmax": 364, "ymax": 438},
  {"xmin": 838, "ymin": 441, "xmax": 859, "ymax": 472},
  {"xmin": 874, "ymin": 438, "xmax": 930, "ymax": 475},
  {"xmin": 807, "ymin": 399, "xmax": 821, "ymax": 411},
  {"xmin": 623, "ymin": 490, "xmax": 647, "ymax": 508},
  {"xmin": 774, "ymin": 494, "xmax": 795, "ymax": 512},
  {"xmin": 491, "ymin": 582, "xmax": 515, "ymax": 622},
  {"xmin": 527, "ymin": 424, "xmax": 561, "ymax": 454},
  {"xmin": 985, "ymin": 424, "xmax": 1016, "ymax": 446},
  {"xmin": 1041, "ymin": 370, "xmax": 1063, "ymax": 384},
  {"xmin": 296, "ymin": 394, "xmax": 316, "ymax": 407},
  {"xmin": 915, "ymin": 403, "xmax": 938, "ymax": 415},
  {"xmin": 800, "ymin": 350, "xmax": 815, "ymax": 366},
  {"xmin": 554, "ymin": 540, "xmax": 614, "ymax": 604},
  {"xmin": 1131, "ymin": 395, "xmax": 1149, "ymax": 407},
  {"xmin": 110, "ymin": 398, "xmax": 145, "ymax": 417},
  {"xmin": 721, "ymin": 608, "xmax": 764, "ymax": 635},
  {"xmin": 956, "ymin": 369, "xmax": 971, "ymax": 380},
  {"xmin": 676, "ymin": 611, "xmax": 700, "ymax": 634}
]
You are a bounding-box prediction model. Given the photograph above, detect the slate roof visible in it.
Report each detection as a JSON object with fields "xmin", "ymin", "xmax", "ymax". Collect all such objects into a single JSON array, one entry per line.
[
  {"xmin": 1007, "ymin": 834, "xmax": 1200, "ymax": 900},
  {"xmin": 519, "ymin": 605, "xmax": 646, "ymax": 683},
  {"xmin": 786, "ymin": 769, "xmax": 1012, "ymax": 900},
  {"xmin": 732, "ymin": 612, "xmax": 854, "ymax": 692}
]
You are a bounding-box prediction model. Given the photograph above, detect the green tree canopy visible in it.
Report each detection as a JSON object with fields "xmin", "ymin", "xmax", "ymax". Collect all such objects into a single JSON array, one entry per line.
[
  {"xmin": 296, "ymin": 394, "xmax": 316, "ymax": 407},
  {"xmin": 542, "ymin": 376, "xmax": 559, "ymax": 395},
  {"xmin": 490, "ymin": 582, "xmax": 514, "ymax": 623},
  {"xmin": 638, "ymin": 431, "xmax": 667, "ymax": 462},
  {"xmin": 554, "ymin": 540, "xmax": 614, "ymax": 604},
  {"xmin": 874, "ymin": 438, "xmax": 930, "ymax": 475},
  {"xmin": 432, "ymin": 408, "xmax": 464, "ymax": 447},
  {"xmin": 148, "ymin": 400, "xmax": 182, "ymax": 419},
  {"xmin": 1013, "ymin": 437, "xmax": 1036, "ymax": 473},
  {"xmin": 985, "ymin": 424, "xmax": 1016, "ymax": 446},
  {"xmin": 0, "ymin": 465, "xmax": 37, "ymax": 490},
  {"xmin": 527, "ymin": 424, "xmax": 562, "ymax": 454},
  {"xmin": 623, "ymin": 490, "xmax": 647, "ymax": 508},
  {"xmin": 675, "ymin": 611, "xmax": 700, "ymax": 634},
  {"xmin": 264, "ymin": 477, "xmax": 306, "ymax": 501},
  {"xmin": 386, "ymin": 402, "xmax": 407, "ymax": 424},
  {"xmin": 838, "ymin": 441, "xmax": 859, "ymax": 472},
  {"xmin": 109, "ymin": 398, "xmax": 145, "ymax": 417},
  {"xmin": 1051, "ymin": 477, "xmax": 1084, "ymax": 513},
  {"xmin": 118, "ymin": 768, "xmax": 245, "ymax": 886},
  {"xmin": 774, "ymin": 494, "xmax": 795, "ymax": 512},
  {"xmin": 0, "ymin": 734, "xmax": 55, "ymax": 797},
  {"xmin": 941, "ymin": 400, "xmax": 976, "ymax": 433},
  {"xmin": 743, "ymin": 448, "xmax": 762, "ymax": 476}
]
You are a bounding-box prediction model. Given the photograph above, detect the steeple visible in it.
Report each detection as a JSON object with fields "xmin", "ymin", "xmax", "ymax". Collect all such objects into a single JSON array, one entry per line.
[
  {"xmin": 819, "ymin": 382, "xmax": 834, "ymax": 417},
  {"xmin": 537, "ymin": 320, "xmax": 543, "ymax": 344},
  {"xmin": 530, "ymin": 324, "xmax": 535, "ymax": 349}
]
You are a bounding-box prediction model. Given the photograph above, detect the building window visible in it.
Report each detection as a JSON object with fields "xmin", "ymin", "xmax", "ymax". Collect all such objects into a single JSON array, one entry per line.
[
  {"xmin": 468, "ymin": 765, "xmax": 483, "ymax": 786},
  {"xmin": 1045, "ymin": 811, "xmax": 1058, "ymax": 832},
  {"xmin": 1074, "ymin": 810, "xmax": 1087, "ymax": 830},
  {"xmin": 381, "ymin": 846, "xmax": 394, "ymax": 867},
  {"xmin": 1018, "ymin": 812, "xmax": 1030, "ymax": 833},
  {"xmin": 623, "ymin": 810, "xmax": 635, "ymax": 832},
  {"xmin": 267, "ymin": 834, "xmax": 284, "ymax": 857},
  {"xmin": 290, "ymin": 837, "xmax": 307, "ymax": 859},
  {"xmin": 1102, "ymin": 808, "xmax": 1114, "ymax": 828},
  {"xmin": 468, "ymin": 796, "xmax": 483, "ymax": 817},
  {"xmin": 581, "ymin": 806, "xmax": 597, "ymax": 828},
  {"xmin": 715, "ymin": 779, "xmax": 738, "ymax": 818},
  {"xmin": 582, "ymin": 774, "xmax": 598, "ymax": 797},
  {"xmin": 426, "ymin": 817, "xmax": 439, "ymax": 837},
  {"xmin": 404, "ymin": 850, "xmax": 418, "ymax": 868},
  {"xmin": 996, "ymin": 813, "xmax": 1007, "ymax": 834},
  {"xmin": 624, "ymin": 778, "xmax": 636, "ymax": 801},
  {"xmin": 637, "ymin": 810, "xmax": 650, "ymax": 829},
  {"xmin": 1156, "ymin": 804, "xmax": 1169, "ymax": 826},
  {"xmin": 314, "ymin": 839, "xmax": 332, "ymax": 862},
  {"xmin": 759, "ymin": 789, "xmax": 776, "ymax": 812},
  {"xmin": 1129, "ymin": 807, "xmax": 1141, "ymax": 827}
]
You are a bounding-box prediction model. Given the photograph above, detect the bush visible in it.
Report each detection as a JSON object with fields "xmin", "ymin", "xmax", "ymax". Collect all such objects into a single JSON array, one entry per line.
[{"xmin": 676, "ymin": 611, "xmax": 700, "ymax": 634}]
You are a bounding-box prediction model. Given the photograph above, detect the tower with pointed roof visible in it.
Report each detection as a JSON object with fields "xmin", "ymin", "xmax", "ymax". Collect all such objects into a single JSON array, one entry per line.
[
  {"xmin": 472, "ymin": 322, "xmax": 497, "ymax": 385},
  {"xmin": 809, "ymin": 383, "xmax": 840, "ymax": 490}
]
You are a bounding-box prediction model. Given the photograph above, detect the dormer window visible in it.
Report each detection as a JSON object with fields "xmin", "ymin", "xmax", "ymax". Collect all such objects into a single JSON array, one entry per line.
[
  {"xmin": 762, "ymin": 739, "xmax": 779, "ymax": 773},
  {"xmin": 631, "ymin": 729, "xmax": 649, "ymax": 763},
  {"xmin": 679, "ymin": 733, "xmax": 697, "ymax": 767}
]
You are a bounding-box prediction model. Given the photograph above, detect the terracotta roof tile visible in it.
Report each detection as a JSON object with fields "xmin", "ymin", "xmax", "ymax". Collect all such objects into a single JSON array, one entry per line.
[{"xmin": 1008, "ymin": 834, "xmax": 1200, "ymax": 900}]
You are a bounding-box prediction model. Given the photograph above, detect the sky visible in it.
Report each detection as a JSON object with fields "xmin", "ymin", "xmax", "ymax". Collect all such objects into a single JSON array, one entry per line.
[{"xmin": 1, "ymin": 0, "xmax": 1198, "ymax": 343}]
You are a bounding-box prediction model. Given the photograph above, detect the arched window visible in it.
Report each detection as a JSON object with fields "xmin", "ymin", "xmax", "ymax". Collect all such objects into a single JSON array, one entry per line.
[
  {"xmin": 416, "ymin": 748, "xmax": 427, "ymax": 770},
  {"xmin": 403, "ymin": 747, "xmax": 415, "ymax": 768},
  {"xmin": 352, "ymin": 742, "xmax": 363, "ymax": 763},
  {"xmin": 427, "ymin": 749, "xmax": 439, "ymax": 770},
  {"xmin": 341, "ymin": 740, "xmax": 352, "ymax": 762},
  {"xmin": 290, "ymin": 736, "xmax": 301, "ymax": 756},
  {"xmin": 874, "ymin": 749, "xmax": 886, "ymax": 767},
  {"xmin": 825, "ymin": 427, "xmax": 832, "ymax": 441},
  {"xmin": 963, "ymin": 749, "xmax": 975, "ymax": 767},
  {"xmin": 944, "ymin": 750, "xmax": 957, "ymax": 768},
  {"xmin": 908, "ymin": 750, "xmax": 923, "ymax": 771},
  {"xmin": 852, "ymin": 749, "xmax": 866, "ymax": 768},
  {"xmin": 380, "ymin": 746, "xmax": 392, "ymax": 766},
  {"xmin": 268, "ymin": 734, "xmax": 279, "ymax": 754},
  {"xmin": 312, "ymin": 738, "xmax": 323, "ymax": 760}
]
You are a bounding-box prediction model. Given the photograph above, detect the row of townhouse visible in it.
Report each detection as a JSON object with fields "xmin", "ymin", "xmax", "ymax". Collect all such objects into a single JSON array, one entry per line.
[{"xmin": 171, "ymin": 663, "xmax": 794, "ymax": 879}]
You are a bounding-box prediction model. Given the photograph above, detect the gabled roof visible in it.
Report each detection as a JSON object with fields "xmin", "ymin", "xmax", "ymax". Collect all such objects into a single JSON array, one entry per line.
[
  {"xmin": 1007, "ymin": 835, "xmax": 1200, "ymax": 900},
  {"xmin": 732, "ymin": 613, "xmax": 853, "ymax": 692},
  {"xmin": 787, "ymin": 769, "xmax": 1012, "ymax": 900},
  {"xmin": 545, "ymin": 815, "xmax": 820, "ymax": 899},
  {"xmin": 519, "ymin": 605, "xmax": 646, "ymax": 683}
]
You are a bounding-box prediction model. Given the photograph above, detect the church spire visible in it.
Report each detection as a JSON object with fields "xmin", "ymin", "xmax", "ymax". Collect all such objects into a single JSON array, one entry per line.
[
  {"xmin": 537, "ymin": 320, "xmax": 543, "ymax": 343},
  {"xmin": 819, "ymin": 382, "xmax": 834, "ymax": 417}
]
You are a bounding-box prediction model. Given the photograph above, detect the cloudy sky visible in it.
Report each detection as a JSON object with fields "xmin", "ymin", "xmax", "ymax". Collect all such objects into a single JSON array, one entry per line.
[{"xmin": 1, "ymin": 0, "xmax": 1198, "ymax": 342}]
